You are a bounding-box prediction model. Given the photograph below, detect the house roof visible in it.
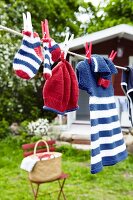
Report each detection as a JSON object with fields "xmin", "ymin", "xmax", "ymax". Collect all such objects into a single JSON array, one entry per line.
[{"xmin": 69, "ymin": 24, "xmax": 133, "ymax": 50}]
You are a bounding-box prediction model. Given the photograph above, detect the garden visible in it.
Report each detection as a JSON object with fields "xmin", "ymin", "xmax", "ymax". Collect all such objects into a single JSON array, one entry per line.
[
  {"xmin": 0, "ymin": 0, "xmax": 133, "ymax": 199},
  {"xmin": 0, "ymin": 135, "xmax": 133, "ymax": 200}
]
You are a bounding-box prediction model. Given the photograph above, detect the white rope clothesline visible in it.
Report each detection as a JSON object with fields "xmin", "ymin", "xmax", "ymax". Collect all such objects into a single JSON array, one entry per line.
[{"xmin": 0, "ymin": 25, "xmax": 128, "ymax": 71}]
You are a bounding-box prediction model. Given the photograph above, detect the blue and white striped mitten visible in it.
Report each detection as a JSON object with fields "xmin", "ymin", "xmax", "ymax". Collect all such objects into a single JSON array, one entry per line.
[
  {"xmin": 13, "ymin": 31, "xmax": 43, "ymax": 80},
  {"xmin": 43, "ymin": 39, "xmax": 61, "ymax": 80}
]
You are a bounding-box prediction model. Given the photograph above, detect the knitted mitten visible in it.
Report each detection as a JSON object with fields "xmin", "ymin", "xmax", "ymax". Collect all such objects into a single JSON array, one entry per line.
[
  {"xmin": 13, "ymin": 31, "xmax": 43, "ymax": 80},
  {"xmin": 43, "ymin": 39, "xmax": 61, "ymax": 80}
]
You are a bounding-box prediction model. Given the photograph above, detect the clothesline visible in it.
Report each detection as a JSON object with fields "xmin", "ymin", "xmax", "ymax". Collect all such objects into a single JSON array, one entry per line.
[{"xmin": 0, "ymin": 25, "xmax": 128, "ymax": 71}]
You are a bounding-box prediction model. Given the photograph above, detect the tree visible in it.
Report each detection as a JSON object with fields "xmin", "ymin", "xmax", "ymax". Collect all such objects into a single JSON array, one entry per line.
[
  {"xmin": 85, "ymin": 0, "xmax": 133, "ymax": 33},
  {"xmin": 0, "ymin": 0, "xmax": 89, "ymax": 124},
  {"xmin": 1, "ymin": 0, "xmax": 132, "ymax": 124}
]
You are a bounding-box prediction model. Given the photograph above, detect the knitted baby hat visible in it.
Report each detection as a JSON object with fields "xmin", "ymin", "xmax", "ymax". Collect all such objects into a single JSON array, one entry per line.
[
  {"xmin": 43, "ymin": 39, "xmax": 61, "ymax": 80},
  {"xmin": 65, "ymin": 60, "xmax": 79, "ymax": 112},
  {"xmin": 43, "ymin": 60, "xmax": 71, "ymax": 114},
  {"xmin": 13, "ymin": 31, "xmax": 43, "ymax": 80}
]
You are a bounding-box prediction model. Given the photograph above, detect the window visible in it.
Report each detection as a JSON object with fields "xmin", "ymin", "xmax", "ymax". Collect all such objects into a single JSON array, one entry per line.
[{"xmin": 129, "ymin": 56, "xmax": 133, "ymax": 66}]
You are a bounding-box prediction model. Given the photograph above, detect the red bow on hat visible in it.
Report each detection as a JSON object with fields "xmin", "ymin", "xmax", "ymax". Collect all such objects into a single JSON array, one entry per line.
[{"xmin": 98, "ymin": 78, "xmax": 110, "ymax": 88}]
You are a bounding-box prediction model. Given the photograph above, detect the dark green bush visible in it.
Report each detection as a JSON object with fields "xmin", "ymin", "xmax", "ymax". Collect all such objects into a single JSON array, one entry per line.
[{"xmin": 0, "ymin": 119, "xmax": 11, "ymax": 139}]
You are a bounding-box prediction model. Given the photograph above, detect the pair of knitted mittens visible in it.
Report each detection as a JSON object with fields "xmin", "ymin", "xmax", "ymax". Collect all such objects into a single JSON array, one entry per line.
[
  {"xmin": 13, "ymin": 32, "xmax": 61, "ymax": 80},
  {"xmin": 13, "ymin": 12, "xmax": 61, "ymax": 80}
]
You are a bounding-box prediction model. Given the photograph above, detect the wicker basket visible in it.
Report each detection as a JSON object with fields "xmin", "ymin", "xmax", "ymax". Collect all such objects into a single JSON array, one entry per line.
[{"xmin": 29, "ymin": 140, "xmax": 62, "ymax": 182}]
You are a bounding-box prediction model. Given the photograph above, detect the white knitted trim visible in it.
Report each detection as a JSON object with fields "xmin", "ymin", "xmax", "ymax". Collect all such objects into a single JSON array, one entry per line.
[
  {"xmin": 90, "ymin": 108, "xmax": 118, "ymax": 119},
  {"xmin": 127, "ymin": 88, "xmax": 133, "ymax": 94},
  {"xmin": 23, "ymin": 34, "xmax": 40, "ymax": 44},
  {"xmin": 127, "ymin": 89, "xmax": 133, "ymax": 122},
  {"xmin": 43, "ymin": 68, "xmax": 52, "ymax": 75},
  {"xmin": 92, "ymin": 57, "xmax": 98, "ymax": 72},
  {"xmin": 90, "ymin": 96, "xmax": 115, "ymax": 104}
]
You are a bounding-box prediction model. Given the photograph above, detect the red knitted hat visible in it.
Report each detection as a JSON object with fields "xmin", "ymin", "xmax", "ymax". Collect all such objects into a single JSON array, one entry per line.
[
  {"xmin": 65, "ymin": 61, "xmax": 79, "ymax": 112},
  {"xmin": 43, "ymin": 61, "xmax": 71, "ymax": 114}
]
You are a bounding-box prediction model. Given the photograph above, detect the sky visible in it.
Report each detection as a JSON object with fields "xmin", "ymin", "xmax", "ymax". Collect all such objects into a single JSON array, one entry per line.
[
  {"xmin": 84, "ymin": 0, "xmax": 102, "ymax": 7},
  {"xmin": 78, "ymin": 0, "xmax": 104, "ymax": 23}
]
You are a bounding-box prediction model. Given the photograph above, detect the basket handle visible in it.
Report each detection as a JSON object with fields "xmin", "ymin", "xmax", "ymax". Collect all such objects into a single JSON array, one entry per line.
[{"xmin": 34, "ymin": 140, "xmax": 50, "ymax": 156}]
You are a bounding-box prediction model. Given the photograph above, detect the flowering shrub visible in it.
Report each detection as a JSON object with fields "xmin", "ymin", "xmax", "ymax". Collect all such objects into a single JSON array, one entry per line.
[{"xmin": 27, "ymin": 118, "xmax": 49, "ymax": 136}]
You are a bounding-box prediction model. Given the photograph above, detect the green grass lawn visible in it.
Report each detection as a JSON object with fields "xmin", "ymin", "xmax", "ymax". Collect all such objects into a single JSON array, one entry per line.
[{"xmin": 0, "ymin": 137, "xmax": 133, "ymax": 200}]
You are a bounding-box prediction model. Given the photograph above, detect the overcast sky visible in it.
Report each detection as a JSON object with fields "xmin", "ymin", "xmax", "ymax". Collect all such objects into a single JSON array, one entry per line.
[
  {"xmin": 78, "ymin": 0, "xmax": 104, "ymax": 23},
  {"xmin": 84, "ymin": 0, "xmax": 102, "ymax": 6}
]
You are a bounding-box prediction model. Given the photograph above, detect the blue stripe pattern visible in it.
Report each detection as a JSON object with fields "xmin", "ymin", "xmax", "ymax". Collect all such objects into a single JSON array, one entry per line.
[
  {"xmin": 91, "ymin": 127, "xmax": 121, "ymax": 141},
  {"xmin": 19, "ymin": 49, "xmax": 41, "ymax": 64},
  {"xmin": 43, "ymin": 44, "xmax": 53, "ymax": 74},
  {"xmin": 14, "ymin": 59, "xmax": 38, "ymax": 74},
  {"xmin": 91, "ymin": 115, "xmax": 119, "ymax": 126},
  {"xmin": 45, "ymin": 54, "xmax": 51, "ymax": 63},
  {"xmin": 23, "ymin": 40, "xmax": 41, "ymax": 49},
  {"xmin": 91, "ymin": 149, "xmax": 127, "ymax": 174},
  {"xmin": 91, "ymin": 139, "xmax": 124, "ymax": 157},
  {"xmin": 13, "ymin": 35, "xmax": 42, "ymax": 79},
  {"xmin": 49, "ymin": 44, "xmax": 59, "ymax": 52},
  {"xmin": 76, "ymin": 57, "xmax": 128, "ymax": 175},
  {"xmin": 90, "ymin": 98, "xmax": 127, "ymax": 174},
  {"xmin": 90, "ymin": 103, "xmax": 116, "ymax": 111}
]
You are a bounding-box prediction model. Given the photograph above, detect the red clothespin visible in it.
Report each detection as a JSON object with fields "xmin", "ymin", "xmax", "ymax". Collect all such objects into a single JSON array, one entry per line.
[
  {"xmin": 109, "ymin": 50, "xmax": 117, "ymax": 61},
  {"xmin": 41, "ymin": 19, "xmax": 51, "ymax": 43},
  {"xmin": 85, "ymin": 42, "xmax": 92, "ymax": 63}
]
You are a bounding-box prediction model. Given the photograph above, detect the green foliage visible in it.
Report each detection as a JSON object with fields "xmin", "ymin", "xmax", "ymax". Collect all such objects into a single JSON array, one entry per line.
[
  {"xmin": 0, "ymin": 138, "xmax": 133, "ymax": 200},
  {"xmin": 0, "ymin": 119, "xmax": 11, "ymax": 139},
  {"xmin": 24, "ymin": 0, "xmax": 87, "ymax": 41},
  {"xmin": 0, "ymin": 0, "xmax": 133, "ymax": 125},
  {"xmin": 86, "ymin": 0, "xmax": 133, "ymax": 33},
  {"xmin": 0, "ymin": 0, "xmax": 87, "ymax": 124},
  {"xmin": 57, "ymin": 145, "xmax": 90, "ymax": 162}
]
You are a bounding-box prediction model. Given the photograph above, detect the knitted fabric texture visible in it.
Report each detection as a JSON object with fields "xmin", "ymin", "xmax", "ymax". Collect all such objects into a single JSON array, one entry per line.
[
  {"xmin": 43, "ymin": 60, "xmax": 79, "ymax": 114},
  {"xmin": 121, "ymin": 66, "xmax": 133, "ymax": 126},
  {"xmin": 43, "ymin": 61, "xmax": 70, "ymax": 114},
  {"xmin": 65, "ymin": 61, "xmax": 79, "ymax": 112},
  {"xmin": 76, "ymin": 54, "xmax": 127, "ymax": 174},
  {"xmin": 43, "ymin": 39, "xmax": 61, "ymax": 80},
  {"xmin": 13, "ymin": 32, "xmax": 43, "ymax": 80}
]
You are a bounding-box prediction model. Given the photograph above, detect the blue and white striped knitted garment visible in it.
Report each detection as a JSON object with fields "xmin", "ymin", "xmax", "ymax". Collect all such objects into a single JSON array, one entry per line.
[
  {"xmin": 43, "ymin": 42, "xmax": 54, "ymax": 77},
  {"xmin": 43, "ymin": 40, "xmax": 60, "ymax": 78},
  {"xmin": 13, "ymin": 34, "xmax": 42, "ymax": 79},
  {"xmin": 76, "ymin": 55, "xmax": 127, "ymax": 174}
]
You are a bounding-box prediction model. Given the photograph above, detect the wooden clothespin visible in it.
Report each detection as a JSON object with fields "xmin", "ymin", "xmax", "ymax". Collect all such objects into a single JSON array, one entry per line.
[
  {"xmin": 85, "ymin": 42, "xmax": 92, "ymax": 63},
  {"xmin": 109, "ymin": 50, "xmax": 117, "ymax": 61},
  {"xmin": 22, "ymin": 12, "xmax": 33, "ymax": 36},
  {"xmin": 41, "ymin": 19, "xmax": 51, "ymax": 42},
  {"xmin": 60, "ymin": 32, "xmax": 74, "ymax": 60}
]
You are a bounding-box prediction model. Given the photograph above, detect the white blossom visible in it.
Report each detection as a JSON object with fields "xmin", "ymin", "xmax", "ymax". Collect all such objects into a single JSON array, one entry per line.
[{"xmin": 27, "ymin": 118, "xmax": 49, "ymax": 136}]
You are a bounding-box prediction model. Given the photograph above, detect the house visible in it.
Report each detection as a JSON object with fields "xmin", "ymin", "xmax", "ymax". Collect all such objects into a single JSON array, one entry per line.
[{"xmin": 60, "ymin": 24, "xmax": 133, "ymax": 130}]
